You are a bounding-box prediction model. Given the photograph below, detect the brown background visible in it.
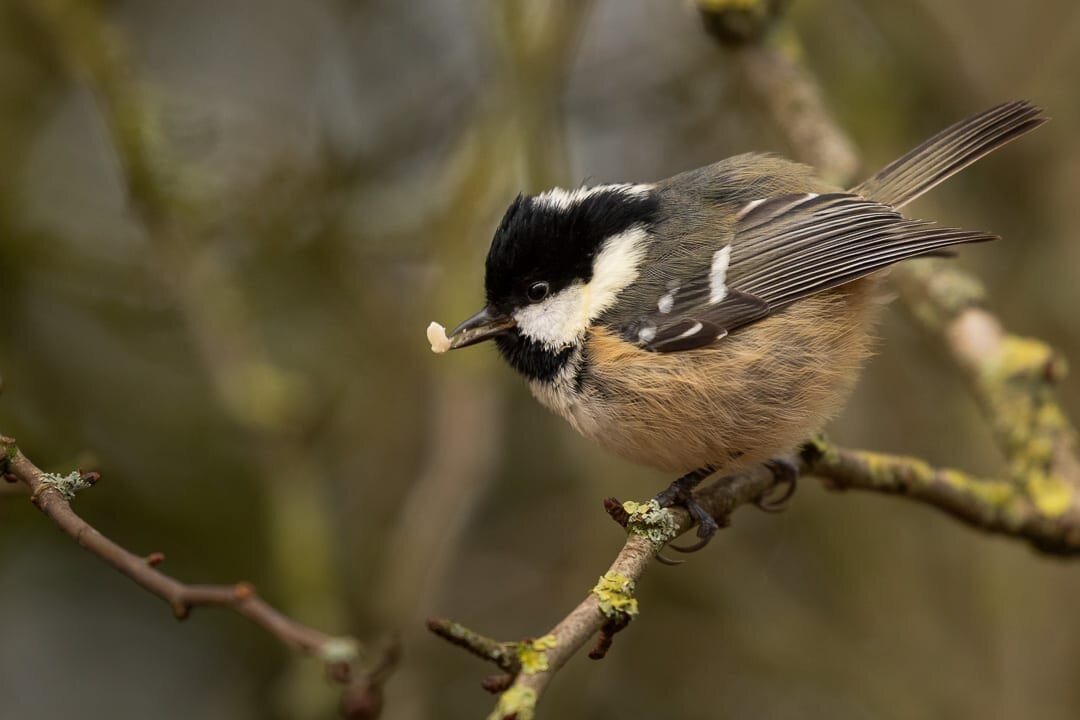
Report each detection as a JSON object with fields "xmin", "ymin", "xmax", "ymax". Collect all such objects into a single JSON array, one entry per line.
[{"xmin": 1, "ymin": 1, "xmax": 1078, "ymax": 718}]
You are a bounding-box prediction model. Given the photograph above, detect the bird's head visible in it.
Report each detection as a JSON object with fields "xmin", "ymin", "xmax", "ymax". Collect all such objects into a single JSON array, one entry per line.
[{"xmin": 444, "ymin": 184, "xmax": 659, "ymax": 378}]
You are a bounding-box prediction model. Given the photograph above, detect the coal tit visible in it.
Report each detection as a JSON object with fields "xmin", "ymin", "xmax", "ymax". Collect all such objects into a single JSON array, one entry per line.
[{"xmin": 430, "ymin": 101, "xmax": 1045, "ymax": 547}]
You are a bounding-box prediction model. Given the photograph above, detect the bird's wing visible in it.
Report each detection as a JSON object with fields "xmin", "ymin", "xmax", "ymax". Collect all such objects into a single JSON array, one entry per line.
[
  {"xmin": 851, "ymin": 100, "xmax": 1045, "ymax": 209},
  {"xmin": 626, "ymin": 192, "xmax": 993, "ymax": 353}
]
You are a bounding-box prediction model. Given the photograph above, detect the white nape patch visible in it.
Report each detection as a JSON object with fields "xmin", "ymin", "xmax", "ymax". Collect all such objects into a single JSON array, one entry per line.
[
  {"xmin": 514, "ymin": 226, "xmax": 650, "ymax": 350},
  {"xmin": 534, "ymin": 183, "xmax": 654, "ymax": 211},
  {"xmin": 657, "ymin": 287, "xmax": 678, "ymax": 314},
  {"xmin": 708, "ymin": 246, "xmax": 732, "ymax": 304},
  {"xmin": 638, "ymin": 325, "xmax": 657, "ymax": 343}
]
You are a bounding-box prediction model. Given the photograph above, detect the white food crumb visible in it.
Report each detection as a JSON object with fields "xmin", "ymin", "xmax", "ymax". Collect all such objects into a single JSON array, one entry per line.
[{"xmin": 427, "ymin": 321, "xmax": 451, "ymax": 354}]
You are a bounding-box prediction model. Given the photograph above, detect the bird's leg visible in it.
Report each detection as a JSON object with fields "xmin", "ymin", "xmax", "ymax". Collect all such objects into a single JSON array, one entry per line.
[
  {"xmin": 755, "ymin": 457, "xmax": 799, "ymax": 513},
  {"xmin": 654, "ymin": 465, "xmax": 724, "ymax": 553},
  {"xmin": 657, "ymin": 457, "xmax": 798, "ymax": 558}
]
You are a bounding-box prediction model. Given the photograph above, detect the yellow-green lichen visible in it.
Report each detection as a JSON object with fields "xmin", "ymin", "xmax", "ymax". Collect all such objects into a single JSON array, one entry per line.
[
  {"xmin": 488, "ymin": 686, "xmax": 537, "ymax": 720},
  {"xmin": 983, "ymin": 337, "xmax": 1055, "ymax": 385},
  {"xmin": 1027, "ymin": 472, "xmax": 1073, "ymax": 518},
  {"xmin": 591, "ymin": 572, "xmax": 639, "ymax": 620},
  {"xmin": 863, "ymin": 450, "xmax": 930, "ymax": 488},
  {"xmin": 515, "ymin": 635, "xmax": 556, "ymax": 675},
  {"xmin": 1036, "ymin": 403, "xmax": 1067, "ymax": 431},
  {"xmin": 938, "ymin": 469, "xmax": 1015, "ymax": 508},
  {"xmin": 622, "ymin": 499, "xmax": 679, "ymax": 547},
  {"xmin": 968, "ymin": 336, "xmax": 1077, "ymax": 498},
  {"xmin": 801, "ymin": 435, "xmax": 839, "ymax": 468},
  {"xmin": 980, "ymin": 348, "xmax": 1045, "ymax": 438}
]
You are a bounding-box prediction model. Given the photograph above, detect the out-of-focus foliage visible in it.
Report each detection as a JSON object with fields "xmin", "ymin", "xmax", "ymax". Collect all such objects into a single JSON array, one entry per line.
[{"xmin": 1, "ymin": 1, "xmax": 1079, "ymax": 718}]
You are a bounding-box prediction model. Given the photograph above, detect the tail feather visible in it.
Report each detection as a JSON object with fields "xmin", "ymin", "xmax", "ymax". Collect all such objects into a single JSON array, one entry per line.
[{"xmin": 852, "ymin": 101, "xmax": 1047, "ymax": 209}]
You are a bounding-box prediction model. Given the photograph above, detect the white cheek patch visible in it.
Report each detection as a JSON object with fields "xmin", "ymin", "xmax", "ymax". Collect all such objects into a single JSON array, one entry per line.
[
  {"xmin": 514, "ymin": 284, "xmax": 588, "ymax": 350},
  {"xmin": 708, "ymin": 245, "xmax": 731, "ymax": 304},
  {"xmin": 534, "ymin": 183, "xmax": 654, "ymax": 211},
  {"xmin": 513, "ymin": 225, "xmax": 649, "ymax": 350}
]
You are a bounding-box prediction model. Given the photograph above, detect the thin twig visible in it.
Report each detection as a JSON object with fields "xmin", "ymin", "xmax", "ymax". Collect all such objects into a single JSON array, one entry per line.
[
  {"xmin": 426, "ymin": 618, "xmax": 520, "ymax": 674},
  {"xmin": 20, "ymin": 9, "xmax": 353, "ymax": 714},
  {"xmin": 434, "ymin": 467, "xmax": 778, "ymax": 719},
  {"xmin": 0, "ymin": 435, "xmax": 394, "ymax": 718}
]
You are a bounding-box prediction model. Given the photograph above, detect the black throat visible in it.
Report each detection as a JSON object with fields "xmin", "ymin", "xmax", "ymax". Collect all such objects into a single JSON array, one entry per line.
[{"xmin": 495, "ymin": 330, "xmax": 574, "ymax": 383}]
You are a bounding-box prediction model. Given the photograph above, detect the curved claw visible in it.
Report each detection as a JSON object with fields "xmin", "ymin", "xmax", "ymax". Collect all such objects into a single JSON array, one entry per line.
[
  {"xmin": 754, "ymin": 482, "xmax": 796, "ymax": 512},
  {"xmin": 653, "ymin": 466, "xmax": 724, "ymax": 557},
  {"xmin": 655, "ymin": 552, "xmax": 685, "ymax": 566},
  {"xmin": 756, "ymin": 458, "xmax": 799, "ymax": 513},
  {"xmin": 668, "ymin": 535, "xmax": 712, "ymax": 553},
  {"xmin": 670, "ymin": 505, "xmax": 721, "ymax": 552}
]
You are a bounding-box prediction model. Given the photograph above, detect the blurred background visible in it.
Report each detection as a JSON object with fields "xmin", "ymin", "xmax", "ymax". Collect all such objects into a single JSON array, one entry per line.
[{"xmin": 1, "ymin": 1, "xmax": 1079, "ymax": 718}]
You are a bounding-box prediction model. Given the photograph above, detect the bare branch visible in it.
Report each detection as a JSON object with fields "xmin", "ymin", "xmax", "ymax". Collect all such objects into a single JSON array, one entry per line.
[
  {"xmin": 19, "ymin": 8, "xmax": 353, "ymax": 714},
  {"xmin": 0, "ymin": 435, "xmax": 395, "ymax": 719}
]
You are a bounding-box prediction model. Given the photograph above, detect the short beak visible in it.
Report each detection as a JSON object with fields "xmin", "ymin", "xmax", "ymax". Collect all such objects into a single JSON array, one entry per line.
[{"xmin": 447, "ymin": 306, "xmax": 516, "ymax": 350}]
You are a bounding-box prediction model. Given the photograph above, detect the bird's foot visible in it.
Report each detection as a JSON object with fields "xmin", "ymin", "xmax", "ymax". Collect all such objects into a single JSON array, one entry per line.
[
  {"xmin": 653, "ymin": 457, "xmax": 797, "ymax": 562},
  {"xmin": 755, "ymin": 457, "xmax": 799, "ymax": 513},
  {"xmin": 654, "ymin": 466, "xmax": 728, "ymax": 556}
]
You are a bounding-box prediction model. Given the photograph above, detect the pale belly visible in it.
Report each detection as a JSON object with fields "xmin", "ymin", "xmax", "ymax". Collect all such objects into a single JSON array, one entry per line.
[{"xmin": 530, "ymin": 282, "xmax": 879, "ymax": 474}]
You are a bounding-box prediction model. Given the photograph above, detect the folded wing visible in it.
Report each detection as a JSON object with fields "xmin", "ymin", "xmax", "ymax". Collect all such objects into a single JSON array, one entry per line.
[{"xmin": 630, "ymin": 192, "xmax": 993, "ymax": 352}]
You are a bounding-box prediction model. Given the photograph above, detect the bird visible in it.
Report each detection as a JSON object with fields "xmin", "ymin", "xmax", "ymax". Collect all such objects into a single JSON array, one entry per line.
[{"xmin": 428, "ymin": 101, "xmax": 1046, "ymax": 551}]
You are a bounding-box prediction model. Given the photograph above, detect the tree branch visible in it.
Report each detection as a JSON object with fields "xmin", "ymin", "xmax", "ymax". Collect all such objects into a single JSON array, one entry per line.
[
  {"xmin": 0, "ymin": 435, "xmax": 395, "ymax": 719},
  {"xmin": 432, "ymin": 468, "xmax": 778, "ymax": 719},
  {"xmin": 437, "ymin": 434, "xmax": 1080, "ymax": 718},
  {"xmin": 801, "ymin": 439, "xmax": 1080, "ymax": 555},
  {"xmin": 20, "ymin": 5, "xmax": 355, "ymax": 713},
  {"xmin": 704, "ymin": 0, "xmax": 1080, "ymax": 539},
  {"xmin": 430, "ymin": 5, "xmax": 1080, "ymax": 716}
]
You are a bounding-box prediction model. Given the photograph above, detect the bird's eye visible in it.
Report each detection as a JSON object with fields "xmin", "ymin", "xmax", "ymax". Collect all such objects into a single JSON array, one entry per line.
[{"xmin": 526, "ymin": 281, "xmax": 550, "ymax": 303}]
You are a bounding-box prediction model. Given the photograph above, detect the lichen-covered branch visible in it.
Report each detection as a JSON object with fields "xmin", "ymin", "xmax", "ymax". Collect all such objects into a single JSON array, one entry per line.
[
  {"xmin": 699, "ymin": 0, "xmax": 1080, "ymax": 541},
  {"xmin": 436, "ymin": 7, "xmax": 1080, "ymax": 708},
  {"xmin": 0, "ymin": 435, "xmax": 395, "ymax": 719},
  {"xmin": 431, "ymin": 468, "xmax": 779, "ymax": 719},
  {"xmin": 436, "ymin": 430, "xmax": 1080, "ymax": 716},
  {"xmin": 802, "ymin": 439, "xmax": 1080, "ymax": 554},
  {"xmin": 890, "ymin": 265, "xmax": 1080, "ymax": 519}
]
